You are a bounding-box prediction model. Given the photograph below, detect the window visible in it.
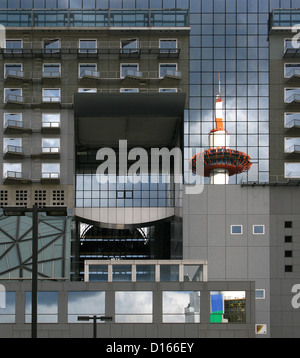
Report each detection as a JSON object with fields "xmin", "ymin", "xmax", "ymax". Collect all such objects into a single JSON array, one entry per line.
[
  {"xmin": 4, "ymin": 113, "xmax": 22, "ymax": 128},
  {"xmin": 230, "ymin": 225, "xmax": 243, "ymax": 235},
  {"xmin": 163, "ymin": 291, "xmax": 200, "ymax": 323},
  {"xmin": 120, "ymin": 63, "xmax": 139, "ymax": 78},
  {"xmin": 25, "ymin": 292, "xmax": 58, "ymax": 323},
  {"xmin": 42, "ymin": 88, "xmax": 61, "ymax": 102},
  {"xmin": 120, "ymin": 38, "xmax": 139, "ymax": 53},
  {"xmin": 159, "ymin": 39, "xmax": 177, "ymax": 52},
  {"xmin": 3, "ymin": 163, "xmax": 22, "ymax": 178},
  {"xmin": 255, "ymin": 289, "xmax": 265, "ymax": 300},
  {"xmin": 0, "ymin": 292, "xmax": 16, "ymax": 323},
  {"xmin": 210, "ymin": 291, "xmax": 246, "ymax": 323},
  {"xmin": 4, "ymin": 88, "xmax": 23, "ymax": 103},
  {"xmin": 285, "ymin": 221, "xmax": 293, "ymax": 228},
  {"xmin": 285, "ymin": 163, "xmax": 300, "ymax": 178},
  {"xmin": 68, "ymin": 291, "xmax": 105, "ymax": 323},
  {"xmin": 42, "ymin": 63, "xmax": 61, "ymax": 78},
  {"xmin": 253, "ymin": 225, "xmax": 265, "ymax": 235},
  {"xmin": 3, "ymin": 138, "xmax": 22, "ymax": 153},
  {"xmin": 285, "ymin": 265, "xmax": 293, "ymax": 272},
  {"xmin": 284, "ymin": 63, "xmax": 300, "ymax": 78},
  {"xmin": 160, "ymin": 264, "xmax": 179, "ymax": 281},
  {"xmin": 41, "ymin": 163, "xmax": 60, "ymax": 178},
  {"xmin": 79, "ymin": 39, "xmax": 97, "ymax": 53},
  {"xmin": 159, "ymin": 63, "xmax": 178, "ymax": 78},
  {"xmin": 78, "ymin": 63, "xmax": 98, "ymax": 78},
  {"xmin": 42, "ymin": 113, "xmax": 60, "ymax": 128},
  {"xmin": 285, "ymin": 138, "xmax": 300, "ymax": 153},
  {"xmin": 285, "ymin": 235, "xmax": 293, "ymax": 243},
  {"xmin": 4, "ymin": 64, "xmax": 23, "ymax": 78},
  {"xmin": 44, "ymin": 39, "xmax": 60, "ymax": 53},
  {"xmin": 112, "ymin": 265, "xmax": 131, "ymax": 281},
  {"xmin": 78, "ymin": 88, "xmax": 97, "ymax": 93},
  {"xmin": 159, "ymin": 88, "xmax": 178, "ymax": 92},
  {"xmin": 285, "ymin": 250, "xmax": 293, "ymax": 258},
  {"xmin": 120, "ymin": 88, "xmax": 139, "ymax": 93},
  {"xmin": 5, "ymin": 40, "xmax": 22, "ymax": 53},
  {"xmin": 285, "ymin": 88, "xmax": 300, "ymax": 103},
  {"xmin": 285, "ymin": 113, "xmax": 300, "ymax": 128},
  {"xmin": 42, "ymin": 138, "xmax": 60, "ymax": 153},
  {"xmin": 115, "ymin": 291, "xmax": 153, "ymax": 323}
]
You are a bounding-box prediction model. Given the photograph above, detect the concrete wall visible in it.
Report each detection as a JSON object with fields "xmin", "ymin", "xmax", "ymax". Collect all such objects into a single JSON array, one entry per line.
[{"xmin": 182, "ymin": 184, "xmax": 271, "ymax": 336}]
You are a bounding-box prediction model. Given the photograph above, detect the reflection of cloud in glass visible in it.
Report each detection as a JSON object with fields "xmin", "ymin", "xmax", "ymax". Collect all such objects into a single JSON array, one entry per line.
[
  {"xmin": 68, "ymin": 291, "xmax": 105, "ymax": 322},
  {"xmin": 163, "ymin": 291, "xmax": 190, "ymax": 314},
  {"xmin": 115, "ymin": 291, "xmax": 152, "ymax": 323}
]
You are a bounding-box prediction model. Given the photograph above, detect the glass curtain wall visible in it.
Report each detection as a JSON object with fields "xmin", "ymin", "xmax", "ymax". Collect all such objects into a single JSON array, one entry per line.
[{"xmin": 4, "ymin": 0, "xmax": 300, "ymax": 183}]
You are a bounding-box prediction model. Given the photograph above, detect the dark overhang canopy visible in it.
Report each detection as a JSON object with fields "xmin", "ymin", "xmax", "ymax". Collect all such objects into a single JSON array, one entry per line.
[{"xmin": 74, "ymin": 92, "xmax": 186, "ymax": 148}]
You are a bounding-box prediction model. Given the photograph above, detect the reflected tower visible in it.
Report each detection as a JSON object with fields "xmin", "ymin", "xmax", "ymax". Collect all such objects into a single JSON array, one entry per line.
[{"xmin": 190, "ymin": 74, "xmax": 252, "ymax": 184}]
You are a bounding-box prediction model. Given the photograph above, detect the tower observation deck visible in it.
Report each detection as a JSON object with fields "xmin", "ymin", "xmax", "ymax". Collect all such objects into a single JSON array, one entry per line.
[{"xmin": 190, "ymin": 75, "xmax": 252, "ymax": 184}]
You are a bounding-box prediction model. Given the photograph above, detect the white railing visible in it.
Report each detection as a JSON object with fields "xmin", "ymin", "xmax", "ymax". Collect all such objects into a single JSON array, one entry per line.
[{"xmin": 84, "ymin": 260, "xmax": 208, "ymax": 283}]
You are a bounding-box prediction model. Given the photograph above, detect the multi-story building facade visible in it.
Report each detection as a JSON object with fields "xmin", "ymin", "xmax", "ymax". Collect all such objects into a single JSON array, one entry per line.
[{"xmin": 0, "ymin": 0, "xmax": 299, "ymax": 339}]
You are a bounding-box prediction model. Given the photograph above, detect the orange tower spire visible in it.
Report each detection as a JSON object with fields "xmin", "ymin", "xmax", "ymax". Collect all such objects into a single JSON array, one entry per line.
[{"xmin": 215, "ymin": 72, "xmax": 224, "ymax": 132}]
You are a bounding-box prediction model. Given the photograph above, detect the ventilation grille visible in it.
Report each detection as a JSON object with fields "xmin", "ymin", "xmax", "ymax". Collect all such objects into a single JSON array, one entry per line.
[{"xmin": 15, "ymin": 190, "xmax": 28, "ymax": 207}]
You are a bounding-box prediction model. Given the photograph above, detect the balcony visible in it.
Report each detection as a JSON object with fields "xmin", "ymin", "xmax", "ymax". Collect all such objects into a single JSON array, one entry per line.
[
  {"xmin": 80, "ymin": 69, "xmax": 100, "ymax": 81},
  {"xmin": 5, "ymin": 94, "xmax": 25, "ymax": 107},
  {"xmin": 160, "ymin": 69, "xmax": 182, "ymax": 81},
  {"xmin": 3, "ymin": 171, "xmax": 30, "ymax": 185},
  {"xmin": 121, "ymin": 69, "xmax": 143, "ymax": 82},
  {"xmin": 42, "ymin": 70, "xmax": 61, "ymax": 81},
  {"xmin": 41, "ymin": 121, "xmax": 60, "ymax": 134},
  {"xmin": 41, "ymin": 172, "xmax": 60, "ymax": 184},
  {"xmin": 4, "ymin": 120, "xmax": 32, "ymax": 134},
  {"xmin": 285, "ymin": 68, "xmax": 300, "ymax": 83},
  {"xmin": 285, "ymin": 93, "xmax": 300, "ymax": 105},
  {"xmin": 41, "ymin": 96, "xmax": 61, "ymax": 108},
  {"xmin": 285, "ymin": 118, "xmax": 300, "ymax": 134},
  {"xmin": 84, "ymin": 260, "xmax": 208, "ymax": 283},
  {"xmin": 285, "ymin": 144, "xmax": 300, "ymax": 158},
  {"xmin": 41, "ymin": 147, "xmax": 60, "ymax": 159},
  {"xmin": 5, "ymin": 69, "xmax": 25, "ymax": 82},
  {"xmin": 3, "ymin": 145, "xmax": 24, "ymax": 159}
]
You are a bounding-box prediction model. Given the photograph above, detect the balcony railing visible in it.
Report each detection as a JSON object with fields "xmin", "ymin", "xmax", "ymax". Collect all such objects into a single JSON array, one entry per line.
[
  {"xmin": 42, "ymin": 71, "xmax": 61, "ymax": 78},
  {"xmin": 42, "ymin": 122, "xmax": 60, "ymax": 128},
  {"xmin": 42, "ymin": 147, "xmax": 60, "ymax": 153},
  {"xmin": 5, "ymin": 94, "xmax": 24, "ymax": 104},
  {"xmin": 42, "ymin": 96, "xmax": 61, "ymax": 103},
  {"xmin": 3, "ymin": 171, "xmax": 22, "ymax": 179},
  {"xmin": 5, "ymin": 69, "xmax": 24, "ymax": 79},
  {"xmin": 4, "ymin": 119, "xmax": 23, "ymax": 129},
  {"xmin": 4, "ymin": 145, "xmax": 23, "ymax": 154},
  {"xmin": 80, "ymin": 69, "xmax": 100, "ymax": 80},
  {"xmin": 285, "ymin": 93, "xmax": 300, "ymax": 104},
  {"xmin": 161, "ymin": 69, "xmax": 182, "ymax": 79},
  {"xmin": 285, "ymin": 144, "xmax": 300, "ymax": 154},
  {"xmin": 286, "ymin": 68, "xmax": 300, "ymax": 79},
  {"xmin": 0, "ymin": 9, "xmax": 189, "ymax": 28},
  {"xmin": 84, "ymin": 260, "xmax": 207, "ymax": 283},
  {"xmin": 42, "ymin": 172, "xmax": 60, "ymax": 179}
]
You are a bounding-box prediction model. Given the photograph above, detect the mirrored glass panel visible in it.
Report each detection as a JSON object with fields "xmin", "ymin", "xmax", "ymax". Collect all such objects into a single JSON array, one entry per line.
[
  {"xmin": 115, "ymin": 291, "xmax": 153, "ymax": 323},
  {"xmin": 210, "ymin": 291, "xmax": 246, "ymax": 324},
  {"xmin": 163, "ymin": 291, "xmax": 200, "ymax": 323},
  {"xmin": 68, "ymin": 291, "xmax": 105, "ymax": 323}
]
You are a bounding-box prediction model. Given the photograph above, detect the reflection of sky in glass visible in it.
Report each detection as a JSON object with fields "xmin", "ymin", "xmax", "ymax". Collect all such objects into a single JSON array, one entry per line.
[
  {"xmin": 163, "ymin": 291, "xmax": 200, "ymax": 323},
  {"xmin": 68, "ymin": 291, "xmax": 105, "ymax": 322},
  {"xmin": 115, "ymin": 291, "xmax": 152, "ymax": 322},
  {"xmin": 25, "ymin": 292, "xmax": 58, "ymax": 323},
  {"xmin": 0, "ymin": 292, "xmax": 16, "ymax": 323}
]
